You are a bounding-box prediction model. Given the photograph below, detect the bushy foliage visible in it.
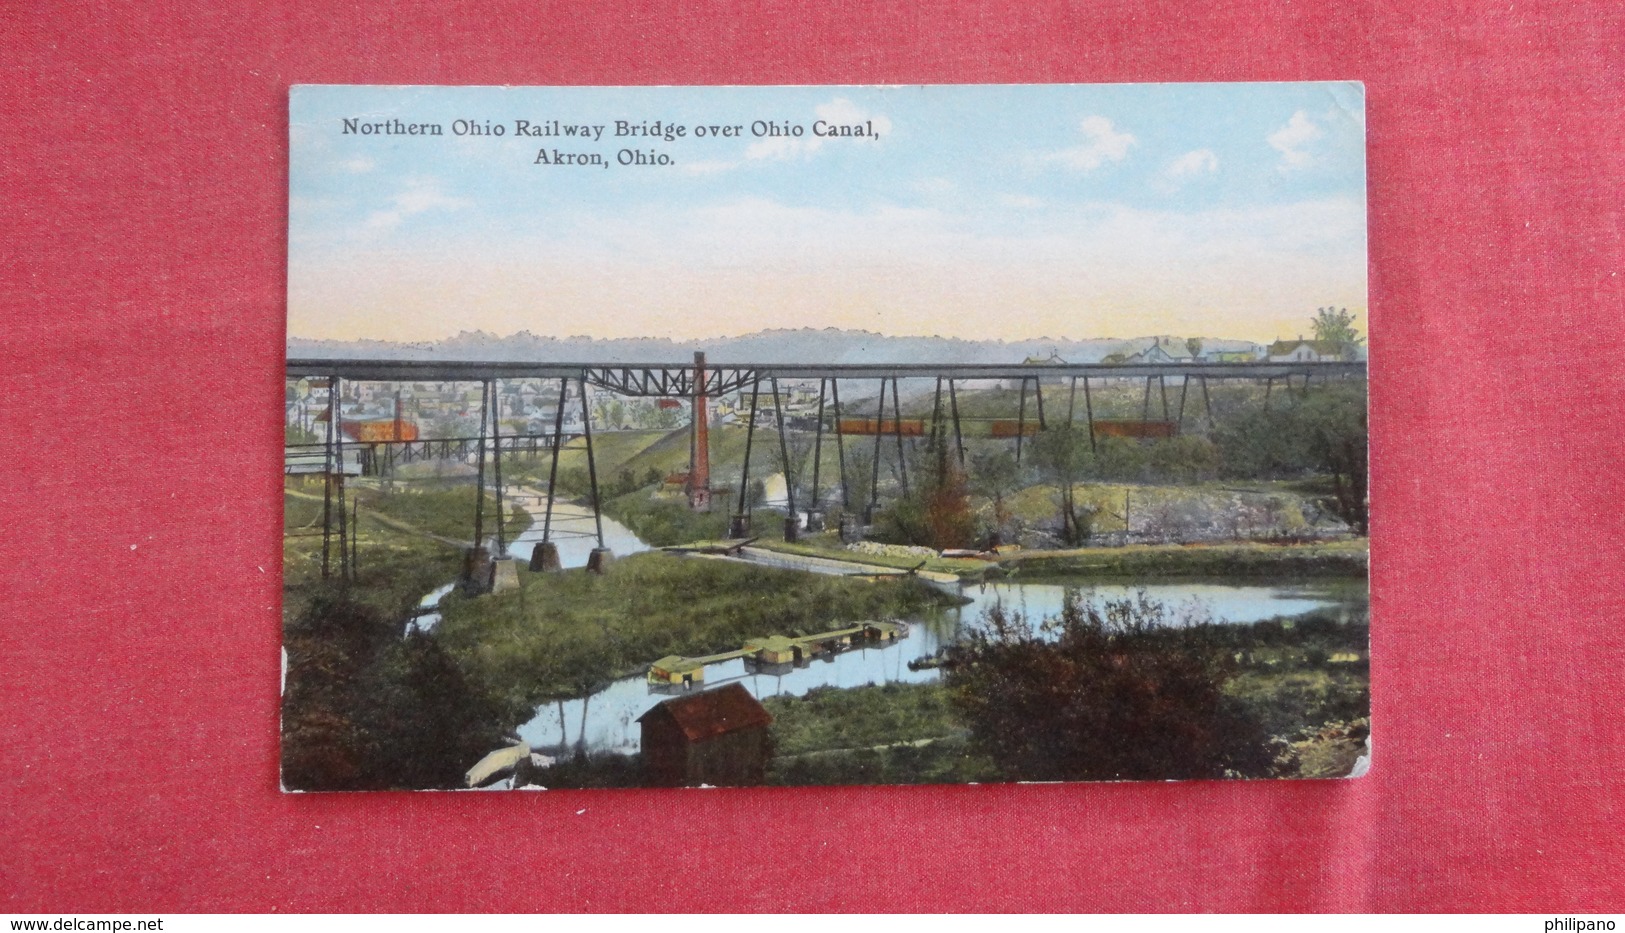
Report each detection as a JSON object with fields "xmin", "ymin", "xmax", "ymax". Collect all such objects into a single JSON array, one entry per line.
[
  {"xmin": 1211, "ymin": 384, "xmax": 1367, "ymax": 532},
  {"xmin": 282, "ymin": 590, "xmax": 524, "ymax": 790},
  {"xmin": 946, "ymin": 591, "xmax": 1277, "ymax": 781},
  {"xmin": 873, "ymin": 460, "xmax": 978, "ymax": 550}
]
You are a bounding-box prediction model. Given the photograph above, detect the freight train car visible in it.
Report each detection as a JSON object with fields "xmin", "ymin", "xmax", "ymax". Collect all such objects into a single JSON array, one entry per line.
[
  {"xmin": 339, "ymin": 419, "xmax": 421, "ymax": 443},
  {"xmin": 837, "ymin": 417, "xmax": 927, "ymax": 436},
  {"xmin": 988, "ymin": 419, "xmax": 1042, "ymax": 438}
]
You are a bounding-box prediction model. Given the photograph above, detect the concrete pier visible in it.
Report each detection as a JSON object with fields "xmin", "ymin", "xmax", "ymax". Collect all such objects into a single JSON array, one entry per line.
[
  {"xmin": 586, "ymin": 547, "xmax": 614, "ymax": 574},
  {"xmin": 461, "ymin": 546, "xmax": 492, "ymax": 595},
  {"xmin": 490, "ymin": 558, "xmax": 521, "ymax": 593},
  {"xmin": 528, "ymin": 540, "xmax": 561, "ymax": 572}
]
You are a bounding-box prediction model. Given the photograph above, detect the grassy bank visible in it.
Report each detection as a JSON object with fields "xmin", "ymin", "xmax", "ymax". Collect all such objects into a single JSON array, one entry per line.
[
  {"xmin": 752, "ymin": 605, "xmax": 1368, "ymax": 784},
  {"xmin": 280, "ymin": 479, "xmax": 534, "ymax": 791},
  {"xmin": 283, "ymin": 480, "xmax": 531, "ymax": 621},
  {"xmin": 432, "ymin": 551, "xmax": 961, "ymax": 709},
  {"xmin": 748, "ymin": 533, "xmax": 1366, "ymax": 583},
  {"xmin": 763, "ymin": 682, "xmax": 997, "ymax": 786},
  {"xmin": 751, "ymin": 534, "xmax": 992, "ymax": 578},
  {"xmin": 998, "ymin": 538, "xmax": 1368, "ymax": 581}
]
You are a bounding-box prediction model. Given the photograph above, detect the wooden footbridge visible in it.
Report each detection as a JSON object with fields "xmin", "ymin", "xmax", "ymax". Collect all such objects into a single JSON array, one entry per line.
[{"xmin": 647, "ymin": 620, "xmax": 908, "ymax": 687}]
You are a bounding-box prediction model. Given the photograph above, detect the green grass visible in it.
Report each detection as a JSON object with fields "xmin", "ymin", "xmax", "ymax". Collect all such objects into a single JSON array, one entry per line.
[
  {"xmin": 751, "ymin": 534, "xmax": 992, "ymax": 578},
  {"xmin": 764, "ymin": 681, "xmax": 965, "ymax": 757},
  {"xmin": 763, "ymin": 680, "xmax": 997, "ymax": 786},
  {"xmin": 502, "ymin": 430, "xmax": 672, "ymax": 491},
  {"xmin": 432, "ymin": 550, "xmax": 960, "ymax": 707},
  {"xmin": 282, "ymin": 480, "xmax": 531, "ymax": 623},
  {"xmin": 600, "ymin": 490, "xmax": 732, "ymax": 547},
  {"xmin": 755, "ymin": 606, "xmax": 1368, "ymax": 784},
  {"xmin": 768, "ymin": 733, "xmax": 997, "ymax": 786},
  {"xmin": 998, "ymin": 538, "xmax": 1368, "ymax": 580}
]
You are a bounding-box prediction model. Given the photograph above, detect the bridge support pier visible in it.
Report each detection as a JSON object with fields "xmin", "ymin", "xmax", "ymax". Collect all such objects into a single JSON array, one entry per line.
[
  {"xmin": 732, "ymin": 377, "xmax": 761, "ymax": 540},
  {"xmin": 586, "ymin": 547, "xmax": 614, "ymax": 575},
  {"xmin": 490, "ymin": 379, "xmax": 507, "ymax": 558},
  {"xmin": 461, "ymin": 546, "xmax": 492, "ymax": 596},
  {"xmin": 688, "ymin": 352, "xmax": 711, "ymax": 511},
  {"xmin": 1082, "ymin": 376, "xmax": 1096, "ymax": 451},
  {"xmin": 491, "ymin": 558, "xmax": 521, "ymax": 593},
  {"xmin": 809, "ymin": 378, "xmax": 827, "ymax": 519},
  {"xmin": 831, "ymin": 379, "xmax": 850, "ymax": 512},
  {"xmin": 771, "ymin": 377, "xmax": 798, "ymax": 542},
  {"xmin": 538, "ymin": 376, "xmax": 569, "ymax": 570},
  {"xmin": 890, "ymin": 377, "xmax": 909, "ymax": 497},
  {"xmin": 1016, "ymin": 377, "xmax": 1029, "ymax": 466},
  {"xmin": 529, "ymin": 540, "xmax": 561, "ymax": 572},
  {"xmin": 579, "ymin": 375, "xmax": 606, "ymax": 552},
  {"xmin": 866, "ymin": 378, "xmax": 884, "ymax": 524}
]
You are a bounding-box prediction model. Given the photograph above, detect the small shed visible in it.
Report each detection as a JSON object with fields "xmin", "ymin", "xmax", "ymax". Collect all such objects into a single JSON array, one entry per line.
[{"xmin": 636, "ymin": 683, "xmax": 773, "ymax": 787}]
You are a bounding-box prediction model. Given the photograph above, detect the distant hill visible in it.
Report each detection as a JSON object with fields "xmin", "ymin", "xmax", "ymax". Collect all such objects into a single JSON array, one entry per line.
[{"xmin": 288, "ymin": 328, "xmax": 1261, "ymax": 365}]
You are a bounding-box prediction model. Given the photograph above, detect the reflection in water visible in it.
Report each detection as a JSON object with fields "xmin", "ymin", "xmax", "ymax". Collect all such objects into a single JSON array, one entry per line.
[
  {"xmin": 515, "ymin": 578, "xmax": 1353, "ymax": 758},
  {"xmin": 403, "ymin": 486, "xmax": 1358, "ymax": 757}
]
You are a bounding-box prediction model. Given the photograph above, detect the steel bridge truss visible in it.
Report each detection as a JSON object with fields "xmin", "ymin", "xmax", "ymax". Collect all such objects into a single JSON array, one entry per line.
[
  {"xmin": 288, "ymin": 358, "xmax": 1365, "ymax": 396},
  {"xmin": 285, "ymin": 357, "xmax": 1366, "ymax": 578}
]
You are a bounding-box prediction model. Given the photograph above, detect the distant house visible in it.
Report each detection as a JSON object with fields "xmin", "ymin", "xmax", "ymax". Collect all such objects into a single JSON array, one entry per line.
[
  {"xmin": 637, "ymin": 683, "xmax": 773, "ymax": 787},
  {"xmin": 1267, "ymin": 338, "xmax": 1344, "ymax": 362},
  {"xmin": 1023, "ymin": 349, "xmax": 1067, "ymax": 365},
  {"xmin": 1122, "ymin": 339, "xmax": 1183, "ymax": 365}
]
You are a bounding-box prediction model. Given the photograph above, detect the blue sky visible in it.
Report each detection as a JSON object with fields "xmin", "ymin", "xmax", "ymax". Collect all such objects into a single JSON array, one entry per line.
[{"xmin": 289, "ymin": 83, "xmax": 1366, "ymax": 344}]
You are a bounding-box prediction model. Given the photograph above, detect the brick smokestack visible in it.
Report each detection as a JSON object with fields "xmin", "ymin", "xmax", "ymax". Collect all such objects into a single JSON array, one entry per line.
[{"xmin": 689, "ymin": 351, "xmax": 711, "ymax": 510}]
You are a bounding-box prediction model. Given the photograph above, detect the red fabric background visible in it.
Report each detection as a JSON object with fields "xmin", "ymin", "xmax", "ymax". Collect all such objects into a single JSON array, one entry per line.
[{"xmin": 3, "ymin": 0, "xmax": 1622, "ymax": 913}]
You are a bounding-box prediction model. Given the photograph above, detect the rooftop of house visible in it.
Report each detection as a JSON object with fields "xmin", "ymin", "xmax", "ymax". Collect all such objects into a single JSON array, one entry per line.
[
  {"xmin": 636, "ymin": 682, "xmax": 773, "ymax": 742},
  {"xmin": 1267, "ymin": 338, "xmax": 1346, "ymax": 356}
]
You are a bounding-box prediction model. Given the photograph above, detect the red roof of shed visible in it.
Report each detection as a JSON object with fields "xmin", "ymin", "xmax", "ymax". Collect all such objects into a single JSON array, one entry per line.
[{"xmin": 637, "ymin": 683, "xmax": 772, "ymax": 743}]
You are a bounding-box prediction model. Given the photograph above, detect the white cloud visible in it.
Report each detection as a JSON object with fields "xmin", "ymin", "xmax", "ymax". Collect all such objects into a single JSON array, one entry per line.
[
  {"xmin": 1269, "ymin": 111, "xmax": 1324, "ymax": 172},
  {"xmin": 293, "ymin": 192, "xmax": 1366, "ymax": 345},
  {"xmin": 1040, "ymin": 116, "xmax": 1136, "ymax": 171},
  {"xmin": 1000, "ymin": 193, "xmax": 1044, "ymax": 209},
  {"xmin": 1167, "ymin": 148, "xmax": 1219, "ymax": 179},
  {"xmin": 362, "ymin": 180, "xmax": 469, "ymax": 232},
  {"xmin": 911, "ymin": 177, "xmax": 957, "ymax": 196},
  {"xmin": 339, "ymin": 156, "xmax": 376, "ymax": 174},
  {"xmin": 681, "ymin": 159, "xmax": 740, "ymax": 175},
  {"xmin": 744, "ymin": 135, "xmax": 808, "ymax": 161}
]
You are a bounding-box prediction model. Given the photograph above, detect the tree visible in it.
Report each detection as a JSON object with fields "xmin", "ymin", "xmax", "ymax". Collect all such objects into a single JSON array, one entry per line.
[
  {"xmin": 1030, "ymin": 425, "xmax": 1094, "ymax": 545},
  {"xmin": 879, "ymin": 457, "xmax": 978, "ymax": 550},
  {"xmin": 281, "ymin": 589, "xmax": 524, "ymax": 790},
  {"xmin": 1300, "ymin": 386, "xmax": 1368, "ymax": 534},
  {"xmin": 1186, "ymin": 337, "xmax": 1204, "ymax": 361},
  {"xmin": 1312, "ymin": 307, "xmax": 1363, "ymax": 359},
  {"xmin": 1211, "ymin": 382, "xmax": 1367, "ymax": 533},
  {"xmin": 969, "ymin": 448, "xmax": 1020, "ymax": 544},
  {"xmin": 946, "ymin": 591, "xmax": 1276, "ymax": 781}
]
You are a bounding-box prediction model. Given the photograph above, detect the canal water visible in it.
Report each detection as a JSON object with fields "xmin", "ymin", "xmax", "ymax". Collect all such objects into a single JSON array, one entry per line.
[
  {"xmin": 411, "ymin": 490, "xmax": 653, "ymax": 632},
  {"xmin": 409, "ymin": 490, "xmax": 1363, "ymax": 760},
  {"xmin": 513, "ymin": 576, "xmax": 1362, "ymax": 758}
]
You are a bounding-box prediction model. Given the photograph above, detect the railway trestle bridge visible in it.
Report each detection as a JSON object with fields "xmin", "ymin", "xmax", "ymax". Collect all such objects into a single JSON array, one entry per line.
[{"xmin": 286, "ymin": 354, "xmax": 1365, "ymax": 589}]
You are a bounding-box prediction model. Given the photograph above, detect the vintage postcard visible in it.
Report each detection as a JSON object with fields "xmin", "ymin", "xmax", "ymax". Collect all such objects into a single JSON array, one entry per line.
[{"xmin": 283, "ymin": 83, "xmax": 1369, "ymax": 790}]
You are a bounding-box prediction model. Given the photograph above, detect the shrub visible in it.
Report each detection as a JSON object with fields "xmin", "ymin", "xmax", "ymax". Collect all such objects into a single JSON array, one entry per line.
[{"xmin": 946, "ymin": 590, "xmax": 1277, "ymax": 781}]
